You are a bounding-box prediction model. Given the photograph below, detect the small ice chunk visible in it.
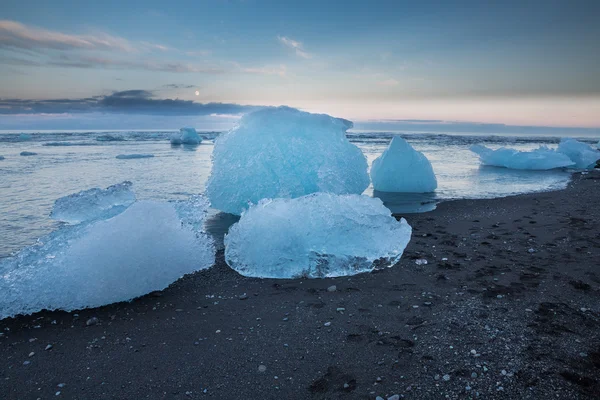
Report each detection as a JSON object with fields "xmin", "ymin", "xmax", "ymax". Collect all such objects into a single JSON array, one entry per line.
[
  {"xmin": 470, "ymin": 144, "xmax": 574, "ymax": 170},
  {"xmin": 180, "ymin": 127, "xmax": 202, "ymax": 145},
  {"xmin": 170, "ymin": 132, "xmax": 183, "ymax": 145},
  {"xmin": 224, "ymin": 193, "xmax": 412, "ymax": 278},
  {"xmin": 370, "ymin": 136, "xmax": 437, "ymax": 193},
  {"xmin": 115, "ymin": 154, "xmax": 154, "ymax": 159},
  {"xmin": 96, "ymin": 134, "xmax": 125, "ymax": 142},
  {"xmin": 207, "ymin": 107, "xmax": 370, "ymax": 215},
  {"xmin": 18, "ymin": 133, "xmax": 32, "ymax": 141},
  {"xmin": 0, "ymin": 197, "xmax": 215, "ymax": 319},
  {"xmin": 557, "ymin": 138, "xmax": 600, "ymax": 169},
  {"xmin": 0, "ymin": 156, "xmax": 4, "ymax": 160},
  {"xmin": 20, "ymin": 151, "xmax": 37, "ymax": 156},
  {"xmin": 50, "ymin": 181, "xmax": 136, "ymax": 224}
]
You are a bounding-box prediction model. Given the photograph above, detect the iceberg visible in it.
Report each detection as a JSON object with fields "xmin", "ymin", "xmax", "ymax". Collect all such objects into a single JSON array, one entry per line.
[
  {"xmin": 20, "ymin": 151, "xmax": 37, "ymax": 156},
  {"xmin": 470, "ymin": 144, "xmax": 574, "ymax": 170},
  {"xmin": 96, "ymin": 134, "xmax": 125, "ymax": 142},
  {"xmin": 556, "ymin": 138, "xmax": 600, "ymax": 169},
  {"xmin": 180, "ymin": 127, "xmax": 202, "ymax": 145},
  {"xmin": 18, "ymin": 133, "xmax": 32, "ymax": 141},
  {"xmin": 225, "ymin": 193, "xmax": 412, "ymax": 278},
  {"xmin": 206, "ymin": 107, "xmax": 370, "ymax": 215},
  {"xmin": 50, "ymin": 181, "xmax": 136, "ymax": 224},
  {"xmin": 116, "ymin": 154, "xmax": 154, "ymax": 159},
  {"xmin": 0, "ymin": 195, "xmax": 215, "ymax": 319},
  {"xmin": 170, "ymin": 132, "xmax": 183, "ymax": 145},
  {"xmin": 0, "ymin": 156, "xmax": 4, "ymax": 160},
  {"xmin": 370, "ymin": 136, "xmax": 437, "ymax": 192}
]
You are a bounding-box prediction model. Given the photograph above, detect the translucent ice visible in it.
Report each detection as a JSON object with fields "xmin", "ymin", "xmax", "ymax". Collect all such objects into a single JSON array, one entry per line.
[
  {"xmin": 18, "ymin": 133, "xmax": 31, "ymax": 141},
  {"xmin": 116, "ymin": 154, "xmax": 155, "ymax": 159},
  {"xmin": 0, "ymin": 196, "xmax": 215, "ymax": 319},
  {"xmin": 556, "ymin": 138, "xmax": 600, "ymax": 169},
  {"xmin": 207, "ymin": 107, "xmax": 370, "ymax": 215},
  {"xmin": 20, "ymin": 151, "xmax": 37, "ymax": 156},
  {"xmin": 470, "ymin": 144, "xmax": 574, "ymax": 170},
  {"xmin": 224, "ymin": 193, "xmax": 412, "ymax": 278},
  {"xmin": 50, "ymin": 181, "xmax": 136, "ymax": 224},
  {"xmin": 370, "ymin": 136, "xmax": 437, "ymax": 192},
  {"xmin": 180, "ymin": 127, "xmax": 202, "ymax": 145}
]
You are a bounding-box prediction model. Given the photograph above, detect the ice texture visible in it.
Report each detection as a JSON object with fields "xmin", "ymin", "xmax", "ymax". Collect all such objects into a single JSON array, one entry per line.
[
  {"xmin": 116, "ymin": 154, "xmax": 155, "ymax": 159},
  {"xmin": 0, "ymin": 196, "xmax": 215, "ymax": 319},
  {"xmin": 207, "ymin": 107, "xmax": 370, "ymax": 215},
  {"xmin": 180, "ymin": 127, "xmax": 202, "ymax": 145},
  {"xmin": 20, "ymin": 151, "xmax": 37, "ymax": 156},
  {"xmin": 225, "ymin": 193, "xmax": 412, "ymax": 278},
  {"xmin": 50, "ymin": 181, "xmax": 136, "ymax": 224},
  {"xmin": 170, "ymin": 132, "xmax": 183, "ymax": 145},
  {"xmin": 556, "ymin": 138, "xmax": 600, "ymax": 169},
  {"xmin": 370, "ymin": 136, "xmax": 437, "ymax": 192},
  {"xmin": 18, "ymin": 133, "xmax": 31, "ymax": 141},
  {"xmin": 470, "ymin": 144, "xmax": 575, "ymax": 170}
]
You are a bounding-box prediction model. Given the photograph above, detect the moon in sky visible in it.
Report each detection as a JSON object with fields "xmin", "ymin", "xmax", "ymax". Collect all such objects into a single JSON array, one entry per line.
[{"xmin": 195, "ymin": 90, "xmax": 199, "ymax": 96}]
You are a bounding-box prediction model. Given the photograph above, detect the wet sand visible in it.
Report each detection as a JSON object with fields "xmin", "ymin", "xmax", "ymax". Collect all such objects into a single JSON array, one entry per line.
[{"xmin": 1, "ymin": 171, "xmax": 599, "ymax": 399}]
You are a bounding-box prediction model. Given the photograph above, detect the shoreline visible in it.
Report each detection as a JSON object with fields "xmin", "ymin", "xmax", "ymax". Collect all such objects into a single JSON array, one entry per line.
[{"xmin": 1, "ymin": 171, "xmax": 599, "ymax": 399}]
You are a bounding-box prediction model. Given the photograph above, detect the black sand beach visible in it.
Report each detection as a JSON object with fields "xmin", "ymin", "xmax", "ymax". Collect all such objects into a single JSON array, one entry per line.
[{"xmin": 1, "ymin": 171, "xmax": 599, "ymax": 399}]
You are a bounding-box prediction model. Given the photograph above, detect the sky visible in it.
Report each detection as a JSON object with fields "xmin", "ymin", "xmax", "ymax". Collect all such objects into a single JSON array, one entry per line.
[{"xmin": 0, "ymin": 0, "xmax": 599, "ymax": 132}]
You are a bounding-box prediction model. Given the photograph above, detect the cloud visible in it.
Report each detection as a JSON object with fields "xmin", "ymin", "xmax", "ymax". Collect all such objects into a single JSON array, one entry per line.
[
  {"xmin": 0, "ymin": 20, "xmax": 137, "ymax": 53},
  {"xmin": 277, "ymin": 35, "xmax": 312, "ymax": 59},
  {"xmin": 0, "ymin": 90, "xmax": 264, "ymax": 116}
]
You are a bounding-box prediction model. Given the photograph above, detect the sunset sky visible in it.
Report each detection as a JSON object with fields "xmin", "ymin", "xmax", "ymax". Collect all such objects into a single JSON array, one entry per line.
[{"xmin": 1, "ymin": 0, "xmax": 599, "ymax": 131}]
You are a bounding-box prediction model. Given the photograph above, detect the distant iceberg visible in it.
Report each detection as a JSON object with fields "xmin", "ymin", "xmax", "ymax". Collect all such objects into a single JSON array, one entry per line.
[
  {"xmin": 0, "ymin": 156, "xmax": 4, "ymax": 160},
  {"xmin": 18, "ymin": 133, "xmax": 32, "ymax": 141},
  {"xmin": 207, "ymin": 107, "xmax": 370, "ymax": 215},
  {"xmin": 225, "ymin": 193, "xmax": 412, "ymax": 278},
  {"xmin": 470, "ymin": 144, "xmax": 575, "ymax": 170},
  {"xmin": 556, "ymin": 138, "xmax": 600, "ymax": 169},
  {"xmin": 169, "ymin": 127, "xmax": 202, "ymax": 145},
  {"xmin": 0, "ymin": 193, "xmax": 215, "ymax": 319},
  {"xmin": 96, "ymin": 134, "xmax": 125, "ymax": 142},
  {"xmin": 20, "ymin": 151, "xmax": 37, "ymax": 156},
  {"xmin": 51, "ymin": 181, "xmax": 136, "ymax": 224},
  {"xmin": 370, "ymin": 136, "xmax": 437, "ymax": 193},
  {"xmin": 116, "ymin": 154, "xmax": 154, "ymax": 159}
]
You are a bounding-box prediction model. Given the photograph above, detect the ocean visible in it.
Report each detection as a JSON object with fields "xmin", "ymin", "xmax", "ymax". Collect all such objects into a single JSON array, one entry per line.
[{"xmin": 0, "ymin": 129, "xmax": 592, "ymax": 257}]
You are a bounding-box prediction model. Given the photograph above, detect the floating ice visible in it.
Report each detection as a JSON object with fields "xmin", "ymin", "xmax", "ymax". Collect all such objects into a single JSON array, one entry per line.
[
  {"xmin": 0, "ymin": 156, "xmax": 4, "ymax": 160},
  {"xmin": 370, "ymin": 136, "xmax": 437, "ymax": 193},
  {"xmin": 116, "ymin": 154, "xmax": 154, "ymax": 159},
  {"xmin": 470, "ymin": 144, "xmax": 574, "ymax": 170},
  {"xmin": 51, "ymin": 181, "xmax": 136, "ymax": 224},
  {"xmin": 180, "ymin": 127, "xmax": 202, "ymax": 145},
  {"xmin": 225, "ymin": 193, "xmax": 412, "ymax": 278},
  {"xmin": 556, "ymin": 138, "xmax": 600, "ymax": 169},
  {"xmin": 170, "ymin": 132, "xmax": 183, "ymax": 145},
  {"xmin": 20, "ymin": 151, "xmax": 37, "ymax": 156},
  {"xmin": 96, "ymin": 134, "xmax": 125, "ymax": 142},
  {"xmin": 0, "ymin": 196, "xmax": 215, "ymax": 319},
  {"xmin": 207, "ymin": 107, "xmax": 370, "ymax": 215},
  {"xmin": 18, "ymin": 133, "xmax": 32, "ymax": 141}
]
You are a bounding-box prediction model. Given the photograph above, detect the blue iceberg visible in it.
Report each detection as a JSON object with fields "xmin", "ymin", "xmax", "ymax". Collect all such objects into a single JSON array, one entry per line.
[
  {"xmin": 470, "ymin": 144, "xmax": 574, "ymax": 170},
  {"xmin": 170, "ymin": 127, "xmax": 202, "ymax": 145},
  {"xmin": 20, "ymin": 151, "xmax": 37, "ymax": 156},
  {"xmin": 0, "ymin": 193, "xmax": 215, "ymax": 319},
  {"xmin": 170, "ymin": 132, "xmax": 183, "ymax": 145},
  {"xmin": 116, "ymin": 154, "xmax": 155, "ymax": 159},
  {"xmin": 556, "ymin": 138, "xmax": 600, "ymax": 169},
  {"xmin": 225, "ymin": 193, "xmax": 412, "ymax": 278},
  {"xmin": 207, "ymin": 107, "xmax": 370, "ymax": 215},
  {"xmin": 51, "ymin": 181, "xmax": 136, "ymax": 224},
  {"xmin": 370, "ymin": 136, "xmax": 437, "ymax": 193}
]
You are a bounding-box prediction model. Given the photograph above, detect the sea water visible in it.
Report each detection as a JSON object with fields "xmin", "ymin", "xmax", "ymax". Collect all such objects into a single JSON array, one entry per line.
[{"xmin": 0, "ymin": 129, "xmax": 587, "ymax": 257}]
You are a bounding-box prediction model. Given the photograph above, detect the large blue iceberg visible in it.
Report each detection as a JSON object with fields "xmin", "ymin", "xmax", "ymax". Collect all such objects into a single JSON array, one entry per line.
[
  {"xmin": 470, "ymin": 144, "xmax": 575, "ymax": 170},
  {"xmin": 0, "ymin": 191, "xmax": 215, "ymax": 319},
  {"xmin": 51, "ymin": 181, "xmax": 136, "ymax": 224},
  {"xmin": 370, "ymin": 136, "xmax": 437, "ymax": 193},
  {"xmin": 556, "ymin": 138, "xmax": 600, "ymax": 169},
  {"xmin": 224, "ymin": 193, "xmax": 412, "ymax": 278},
  {"xmin": 206, "ymin": 107, "xmax": 370, "ymax": 215}
]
